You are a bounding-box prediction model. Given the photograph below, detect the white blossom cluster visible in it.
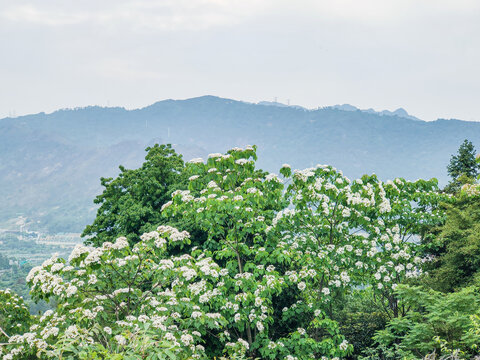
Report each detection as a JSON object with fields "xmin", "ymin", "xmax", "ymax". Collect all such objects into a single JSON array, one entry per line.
[
  {"xmin": 461, "ymin": 183, "xmax": 480, "ymax": 197},
  {"xmin": 274, "ymin": 163, "xmax": 444, "ymax": 299}
]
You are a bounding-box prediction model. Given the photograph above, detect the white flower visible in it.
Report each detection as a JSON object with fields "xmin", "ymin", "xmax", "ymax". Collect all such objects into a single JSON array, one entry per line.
[
  {"xmin": 235, "ymin": 159, "xmax": 248, "ymax": 165},
  {"xmin": 103, "ymin": 327, "xmax": 112, "ymax": 334},
  {"xmin": 138, "ymin": 315, "xmax": 149, "ymax": 323},
  {"xmin": 68, "ymin": 244, "xmax": 90, "ymax": 262},
  {"xmin": 181, "ymin": 333, "xmax": 194, "ymax": 346},
  {"xmin": 256, "ymin": 321, "xmax": 264, "ymax": 332},
  {"xmin": 237, "ymin": 338, "xmax": 250, "ymax": 349},
  {"xmin": 115, "ymin": 335, "xmax": 127, "ymax": 346},
  {"xmin": 379, "ymin": 200, "xmax": 392, "ymax": 213},
  {"xmin": 265, "ymin": 173, "xmax": 281, "ymax": 183},
  {"xmin": 207, "ymin": 181, "xmax": 218, "ymax": 188},
  {"xmin": 50, "ymin": 263, "xmax": 64, "ymax": 273},
  {"xmin": 266, "ymin": 265, "xmax": 275, "ymax": 272},
  {"xmin": 65, "ymin": 325, "xmax": 79, "ymax": 338},
  {"xmin": 66, "ymin": 285, "xmax": 77, "ymax": 297},
  {"xmin": 161, "ymin": 201, "xmax": 173, "ymax": 211},
  {"xmin": 83, "ymin": 309, "xmax": 96, "ymax": 319},
  {"xmin": 340, "ymin": 271, "xmax": 350, "ymax": 283},
  {"xmin": 113, "ymin": 237, "xmax": 129, "ymax": 250},
  {"xmin": 191, "ymin": 311, "xmax": 202, "ymax": 319},
  {"xmin": 297, "ymin": 282, "xmax": 306, "ymax": 291}
]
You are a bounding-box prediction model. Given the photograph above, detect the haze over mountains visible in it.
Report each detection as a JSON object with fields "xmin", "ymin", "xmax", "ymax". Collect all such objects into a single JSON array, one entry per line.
[{"xmin": 1, "ymin": 95, "xmax": 479, "ymax": 233}]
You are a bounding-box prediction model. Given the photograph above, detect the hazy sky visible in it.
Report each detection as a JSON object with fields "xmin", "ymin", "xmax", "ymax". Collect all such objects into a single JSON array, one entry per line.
[{"xmin": 1, "ymin": 0, "xmax": 479, "ymax": 121}]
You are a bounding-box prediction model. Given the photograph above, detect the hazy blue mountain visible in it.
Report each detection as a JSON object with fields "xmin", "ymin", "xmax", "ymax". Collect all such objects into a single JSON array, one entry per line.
[
  {"xmin": 1, "ymin": 95, "xmax": 479, "ymax": 233},
  {"xmin": 327, "ymin": 104, "xmax": 420, "ymax": 121}
]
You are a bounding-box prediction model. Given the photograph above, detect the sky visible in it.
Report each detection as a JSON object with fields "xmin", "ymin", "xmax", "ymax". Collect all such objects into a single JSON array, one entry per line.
[{"xmin": 0, "ymin": 0, "xmax": 479, "ymax": 121}]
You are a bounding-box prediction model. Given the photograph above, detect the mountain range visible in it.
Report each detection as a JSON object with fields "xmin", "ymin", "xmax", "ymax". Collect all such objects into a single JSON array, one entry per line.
[{"xmin": 1, "ymin": 95, "xmax": 479, "ymax": 233}]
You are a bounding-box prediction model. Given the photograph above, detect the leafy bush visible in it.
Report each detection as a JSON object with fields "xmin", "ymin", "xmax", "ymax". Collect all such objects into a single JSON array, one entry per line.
[{"xmin": 365, "ymin": 285, "xmax": 480, "ymax": 359}]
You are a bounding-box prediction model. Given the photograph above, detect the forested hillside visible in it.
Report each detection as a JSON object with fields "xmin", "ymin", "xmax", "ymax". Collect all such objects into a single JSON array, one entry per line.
[{"xmin": 1, "ymin": 96, "xmax": 479, "ymax": 232}]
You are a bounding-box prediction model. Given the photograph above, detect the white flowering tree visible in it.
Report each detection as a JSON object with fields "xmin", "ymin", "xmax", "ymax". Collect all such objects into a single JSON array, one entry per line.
[
  {"xmin": 0, "ymin": 146, "xmax": 446, "ymax": 359},
  {"xmin": 274, "ymin": 165, "xmax": 445, "ymax": 319},
  {"xmin": 162, "ymin": 146, "xmax": 353, "ymax": 359},
  {"xmin": 1, "ymin": 227, "xmax": 234, "ymax": 359}
]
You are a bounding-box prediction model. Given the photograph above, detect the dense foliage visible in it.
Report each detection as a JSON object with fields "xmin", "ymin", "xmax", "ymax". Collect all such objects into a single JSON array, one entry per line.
[
  {"xmin": 422, "ymin": 196, "xmax": 480, "ymax": 292},
  {"xmin": 3, "ymin": 143, "xmax": 480, "ymax": 359},
  {"xmin": 0, "ymin": 289, "xmax": 32, "ymax": 343},
  {"xmin": 82, "ymin": 144, "xmax": 187, "ymax": 246},
  {"xmin": 368, "ymin": 285, "xmax": 480, "ymax": 359}
]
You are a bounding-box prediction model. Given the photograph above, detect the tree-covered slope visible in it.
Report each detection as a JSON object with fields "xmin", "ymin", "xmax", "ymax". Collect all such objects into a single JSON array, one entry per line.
[{"xmin": 1, "ymin": 95, "xmax": 479, "ymax": 232}]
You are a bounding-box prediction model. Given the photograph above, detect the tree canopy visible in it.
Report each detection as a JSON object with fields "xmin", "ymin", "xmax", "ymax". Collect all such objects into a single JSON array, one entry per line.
[
  {"xmin": 422, "ymin": 197, "xmax": 480, "ymax": 292},
  {"xmin": 82, "ymin": 144, "xmax": 186, "ymax": 247},
  {"xmin": 445, "ymin": 139, "xmax": 480, "ymax": 193}
]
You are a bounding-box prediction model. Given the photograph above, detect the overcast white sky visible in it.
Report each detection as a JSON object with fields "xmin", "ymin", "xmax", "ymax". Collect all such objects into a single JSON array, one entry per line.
[{"xmin": 0, "ymin": 0, "xmax": 479, "ymax": 121}]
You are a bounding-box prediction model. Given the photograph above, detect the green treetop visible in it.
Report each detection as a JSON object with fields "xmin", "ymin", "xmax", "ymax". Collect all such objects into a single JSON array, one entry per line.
[
  {"xmin": 445, "ymin": 140, "xmax": 479, "ymax": 193},
  {"xmin": 82, "ymin": 144, "xmax": 187, "ymax": 247}
]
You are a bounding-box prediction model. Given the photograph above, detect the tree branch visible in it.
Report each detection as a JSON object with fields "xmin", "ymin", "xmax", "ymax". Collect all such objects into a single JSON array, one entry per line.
[{"xmin": 0, "ymin": 325, "xmax": 10, "ymax": 339}]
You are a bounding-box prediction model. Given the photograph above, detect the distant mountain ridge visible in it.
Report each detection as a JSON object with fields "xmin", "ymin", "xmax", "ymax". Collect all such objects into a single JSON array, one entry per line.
[
  {"xmin": 0, "ymin": 95, "xmax": 478, "ymax": 233},
  {"xmin": 255, "ymin": 100, "xmax": 420, "ymax": 121},
  {"xmin": 324, "ymin": 104, "xmax": 420, "ymax": 121}
]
